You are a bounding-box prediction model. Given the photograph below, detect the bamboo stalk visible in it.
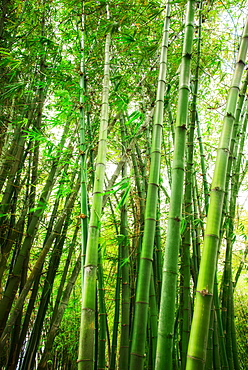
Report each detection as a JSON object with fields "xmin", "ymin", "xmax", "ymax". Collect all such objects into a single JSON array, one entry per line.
[
  {"xmin": 156, "ymin": 2, "xmax": 195, "ymax": 369},
  {"xmin": 129, "ymin": 4, "xmax": 170, "ymax": 368},
  {"xmin": 77, "ymin": 6, "xmax": 111, "ymax": 369},
  {"xmin": 186, "ymin": 17, "xmax": 248, "ymax": 370}
]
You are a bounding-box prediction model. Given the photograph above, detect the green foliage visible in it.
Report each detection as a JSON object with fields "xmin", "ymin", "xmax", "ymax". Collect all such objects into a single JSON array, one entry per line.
[
  {"xmin": 234, "ymin": 293, "xmax": 248, "ymax": 369},
  {"xmin": 0, "ymin": 0, "xmax": 248, "ymax": 369}
]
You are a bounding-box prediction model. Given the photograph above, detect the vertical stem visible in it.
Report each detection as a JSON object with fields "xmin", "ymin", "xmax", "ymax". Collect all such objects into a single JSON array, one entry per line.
[
  {"xmin": 156, "ymin": 2, "xmax": 195, "ymax": 369},
  {"xmin": 79, "ymin": 2, "xmax": 88, "ymax": 285},
  {"xmin": 78, "ymin": 5, "xmax": 111, "ymax": 369},
  {"xmin": 37, "ymin": 254, "xmax": 81, "ymax": 369},
  {"xmin": 109, "ymin": 197, "xmax": 121, "ymax": 370},
  {"xmin": 186, "ymin": 17, "xmax": 248, "ymax": 370},
  {"xmin": 129, "ymin": 4, "xmax": 170, "ymax": 368},
  {"xmin": 97, "ymin": 248, "xmax": 107, "ymax": 370},
  {"xmin": 180, "ymin": 4, "xmax": 202, "ymax": 367},
  {"xmin": 119, "ymin": 118, "xmax": 130, "ymax": 370}
]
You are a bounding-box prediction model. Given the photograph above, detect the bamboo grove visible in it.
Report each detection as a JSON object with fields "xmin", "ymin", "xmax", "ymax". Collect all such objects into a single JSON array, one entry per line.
[{"xmin": 0, "ymin": 0, "xmax": 248, "ymax": 369}]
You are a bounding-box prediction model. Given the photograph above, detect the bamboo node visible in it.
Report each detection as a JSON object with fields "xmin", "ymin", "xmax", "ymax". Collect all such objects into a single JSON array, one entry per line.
[
  {"xmin": 130, "ymin": 352, "xmax": 145, "ymax": 358},
  {"xmin": 76, "ymin": 359, "xmax": 92, "ymax": 363},
  {"xmin": 211, "ymin": 186, "xmax": 222, "ymax": 192},
  {"xmin": 141, "ymin": 257, "xmax": 153, "ymax": 262},
  {"xmin": 196, "ymin": 287, "xmax": 213, "ymax": 297},
  {"xmin": 163, "ymin": 269, "xmax": 178, "ymax": 275},
  {"xmin": 187, "ymin": 354, "xmax": 205, "ymax": 363},
  {"xmin": 77, "ymin": 213, "xmax": 87, "ymax": 219}
]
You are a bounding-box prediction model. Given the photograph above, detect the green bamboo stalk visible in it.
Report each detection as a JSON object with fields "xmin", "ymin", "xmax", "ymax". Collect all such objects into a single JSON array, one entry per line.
[
  {"xmin": 221, "ymin": 77, "xmax": 248, "ymax": 342},
  {"xmin": 196, "ymin": 111, "xmax": 209, "ymax": 216},
  {"xmin": 163, "ymin": 133, "xmax": 172, "ymax": 188},
  {"xmin": 167, "ymin": 98, "xmax": 175, "ymax": 145},
  {"xmin": 0, "ymin": 161, "xmax": 59, "ymax": 332},
  {"xmin": 129, "ymin": 4, "xmax": 170, "ymax": 368},
  {"xmin": 147, "ymin": 311, "xmax": 152, "ymax": 370},
  {"xmin": 78, "ymin": 8, "xmax": 91, "ymax": 366},
  {"xmin": 119, "ymin": 124, "xmax": 130, "ymax": 369},
  {"xmin": 233, "ymin": 243, "xmax": 248, "ymax": 288},
  {"xmin": 222, "ymin": 71, "xmax": 248, "ymax": 220},
  {"xmin": 0, "ymin": 125, "xmax": 71, "ymax": 333},
  {"xmin": 192, "ymin": 174, "xmax": 202, "ymax": 281},
  {"xmin": 27, "ymin": 8, "xmax": 46, "ymax": 229},
  {"xmin": 171, "ymin": 306, "xmax": 179, "ymax": 369},
  {"xmin": 155, "ymin": 2, "xmax": 195, "ymax": 369},
  {"xmin": 230, "ymin": 284, "xmax": 239, "ymax": 370},
  {"xmin": 225, "ymin": 281, "xmax": 234, "ymax": 370},
  {"xmin": 119, "ymin": 237, "xmax": 130, "ymax": 370},
  {"xmin": 20, "ymin": 217, "xmax": 70, "ymax": 370},
  {"xmin": 50, "ymin": 222, "xmax": 80, "ymax": 327},
  {"xmin": 130, "ymin": 147, "xmax": 145, "ymax": 228},
  {"xmin": 38, "ymin": 253, "xmax": 81, "ymax": 369},
  {"xmin": 213, "ymin": 312, "xmax": 221, "ymax": 370},
  {"xmin": 181, "ymin": 5, "xmax": 208, "ymax": 362},
  {"xmin": 130, "ymin": 138, "xmax": 147, "ymax": 275},
  {"xmin": 19, "ymin": 169, "xmax": 76, "ymax": 368},
  {"xmin": 213, "ymin": 277, "xmax": 229, "ymax": 369},
  {"xmin": 221, "ymin": 102, "xmax": 248, "ymax": 370},
  {"xmin": 0, "ymin": 5, "xmax": 48, "ymax": 229},
  {"xmin": 0, "ymin": 133, "xmax": 26, "ymax": 228},
  {"xmin": 136, "ymin": 141, "xmax": 148, "ymax": 196},
  {"xmin": 5, "ymin": 249, "xmax": 28, "ymax": 370},
  {"xmin": 79, "ymin": 2, "xmax": 88, "ymax": 288},
  {"xmin": 109, "ymin": 119, "xmax": 128, "ymax": 370},
  {"xmin": 4, "ymin": 179, "xmax": 70, "ymax": 367},
  {"xmin": 205, "ymin": 300, "xmax": 215, "ymax": 369},
  {"xmin": 0, "ymin": 181, "xmax": 80, "ymax": 353},
  {"xmin": 154, "ymin": 194, "xmax": 162, "ymax": 308},
  {"xmin": 180, "ymin": 4, "xmax": 202, "ymax": 365},
  {"xmin": 233, "ymin": 104, "xmax": 247, "ymax": 197},
  {"xmin": 105, "ymin": 195, "xmax": 121, "ymax": 370},
  {"xmin": 149, "ymin": 272, "xmax": 159, "ymax": 369},
  {"xmin": 186, "ymin": 17, "xmax": 248, "ymax": 370},
  {"xmin": 237, "ymin": 159, "xmax": 248, "ymax": 190},
  {"xmin": 77, "ymin": 6, "xmax": 111, "ymax": 368},
  {"xmin": 0, "ymin": 100, "xmax": 34, "ymax": 194},
  {"xmin": 97, "ymin": 248, "xmax": 107, "ymax": 370},
  {"xmin": 8, "ymin": 269, "xmax": 40, "ymax": 369},
  {"xmin": 230, "ymin": 70, "xmax": 248, "ymax": 163},
  {"xmin": 0, "ymin": 185, "xmax": 28, "ymax": 289},
  {"xmin": 216, "ymin": 70, "xmax": 248, "ymax": 370}
]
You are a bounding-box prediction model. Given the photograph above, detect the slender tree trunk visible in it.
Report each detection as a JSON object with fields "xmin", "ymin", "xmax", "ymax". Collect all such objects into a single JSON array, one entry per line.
[
  {"xmin": 129, "ymin": 4, "xmax": 170, "ymax": 367},
  {"xmin": 0, "ymin": 181, "xmax": 80, "ymax": 354},
  {"xmin": 77, "ymin": 6, "xmax": 111, "ymax": 369},
  {"xmin": 20, "ymin": 202, "xmax": 73, "ymax": 370},
  {"xmin": 38, "ymin": 254, "xmax": 81, "ymax": 369},
  {"xmin": 119, "ymin": 119, "xmax": 130, "ymax": 370},
  {"xmin": 155, "ymin": 2, "xmax": 195, "ymax": 369},
  {"xmin": 109, "ymin": 200, "xmax": 121, "ymax": 370},
  {"xmin": 186, "ymin": 17, "xmax": 248, "ymax": 370},
  {"xmin": 97, "ymin": 249, "xmax": 108, "ymax": 370}
]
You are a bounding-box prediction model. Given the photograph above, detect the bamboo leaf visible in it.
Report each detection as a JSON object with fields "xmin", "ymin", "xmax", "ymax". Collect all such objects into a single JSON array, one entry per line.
[
  {"xmin": 117, "ymin": 184, "xmax": 130, "ymax": 209},
  {"xmin": 120, "ymin": 257, "xmax": 129, "ymax": 268},
  {"xmin": 180, "ymin": 218, "xmax": 186, "ymax": 234},
  {"xmin": 125, "ymin": 111, "xmax": 142, "ymax": 125}
]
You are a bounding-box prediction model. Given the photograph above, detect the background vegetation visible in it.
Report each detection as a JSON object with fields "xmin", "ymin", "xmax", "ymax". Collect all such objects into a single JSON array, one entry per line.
[{"xmin": 0, "ymin": 0, "xmax": 247, "ymax": 369}]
